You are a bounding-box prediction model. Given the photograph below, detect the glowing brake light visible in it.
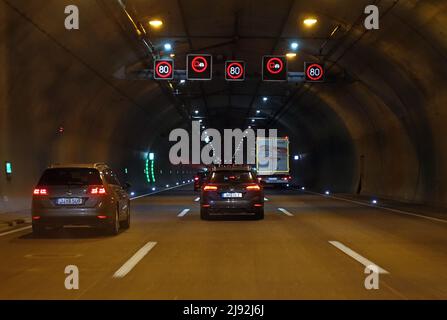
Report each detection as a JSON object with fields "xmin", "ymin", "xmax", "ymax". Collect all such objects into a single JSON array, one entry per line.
[
  {"xmin": 203, "ymin": 185, "xmax": 218, "ymax": 191},
  {"xmin": 33, "ymin": 188, "xmax": 48, "ymax": 195},
  {"xmin": 194, "ymin": 176, "xmax": 199, "ymax": 181},
  {"xmin": 246, "ymin": 184, "xmax": 261, "ymax": 191},
  {"xmin": 88, "ymin": 185, "xmax": 106, "ymax": 195}
]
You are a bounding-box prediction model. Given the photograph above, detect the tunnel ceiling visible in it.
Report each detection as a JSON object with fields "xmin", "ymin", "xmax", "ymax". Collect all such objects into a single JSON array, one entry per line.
[{"xmin": 1, "ymin": 0, "xmax": 447, "ymax": 207}]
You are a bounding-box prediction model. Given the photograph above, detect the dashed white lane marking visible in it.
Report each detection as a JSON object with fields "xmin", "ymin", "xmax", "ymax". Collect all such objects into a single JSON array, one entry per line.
[
  {"xmin": 303, "ymin": 190, "xmax": 447, "ymax": 224},
  {"xmin": 113, "ymin": 241, "xmax": 157, "ymax": 278},
  {"xmin": 194, "ymin": 197, "xmax": 200, "ymax": 202},
  {"xmin": 277, "ymin": 208, "xmax": 293, "ymax": 216},
  {"xmin": 0, "ymin": 226, "xmax": 32, "ymax": 237},
  {"xmin": 178, "ymin": 209, "xmax": 190, "ymax": 217},
  {"xmin": 264, "ymin": 197, "xmax": 269, "ymax": 201},
  {"xmin": 329, "ymin": 241, "xmax": 389, "ymax": 274}
]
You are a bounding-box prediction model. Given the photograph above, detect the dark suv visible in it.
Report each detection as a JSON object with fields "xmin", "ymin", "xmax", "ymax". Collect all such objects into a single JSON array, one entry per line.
[
  {"xmin": 31, "ymin": 163, "xmax": 130, "ymax": 235},
  {"xmin": 200, "ymin": 166, "xmax": 264, "ymax": 220}
]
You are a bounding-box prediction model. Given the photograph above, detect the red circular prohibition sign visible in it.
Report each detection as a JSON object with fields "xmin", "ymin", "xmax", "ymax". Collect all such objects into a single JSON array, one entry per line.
[
  {"xmin": 155, "ymin": 61, "xmax": 173, "ymax": 78},
  {"xmin": 266, "ymin": 57, "xmax": 284, "ymax": 74},
  {"xmin": 306, "ymin": 64, "xmax": 324, "ymax": 81},
  {"xmin": 226, "ymin": 62, "xmax": 244, "ymax": 79},
  {"xmin": 191, "ymin": 56, "xmax": 208, "ymax": 73}
]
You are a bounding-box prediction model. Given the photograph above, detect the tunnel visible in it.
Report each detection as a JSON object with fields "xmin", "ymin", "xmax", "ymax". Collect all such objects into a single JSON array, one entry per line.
[{"xmin": 0, "ymin": 0, "xmax": 447, "ymax": 301}]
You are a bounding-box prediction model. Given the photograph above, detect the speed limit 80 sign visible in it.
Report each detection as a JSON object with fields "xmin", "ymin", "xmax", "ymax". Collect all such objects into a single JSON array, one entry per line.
[
  {"xmin": 225, "ymin": 61, "xmax": 245, "ymax": 81},
  {"xmin": 154, "ymin": 59, "xmax": 174, "ymax": 80},
  {"xmin": 304, "ymin": 62, "xmax": 325, "ymax": 82}
]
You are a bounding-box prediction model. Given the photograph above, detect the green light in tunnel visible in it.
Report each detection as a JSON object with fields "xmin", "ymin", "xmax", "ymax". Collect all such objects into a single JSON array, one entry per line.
[
  {"xmin": 124, "ymin": 168, "xmax": 128, "ymax": 174},
  {"xmin": 151, "ymin": 159, "xmax": 155, "ymax": 183},
  {"xmin": 145, "ymin": 159, "xmax": 150, "ymax": 183},
  {"xmin": 5, "ymin": 162, "xmax": 12, "ymax": 175},
  {"xmin": 149, "ymin": 153, "xmax": 155, "ymax": 161}
]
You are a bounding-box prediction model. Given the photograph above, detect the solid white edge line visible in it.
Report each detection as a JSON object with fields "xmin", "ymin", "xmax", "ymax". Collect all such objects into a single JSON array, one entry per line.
[
  {"xmin": 0, "ymin": 225, "xmax": 32, "ymax": 237},
  {"xmin": 130, "ymin": 182, "xmax": 193, "ymax": 200},
  {"xmin": 329, "ymin": 241, "xmax": 389, "ymax": 274},
  {"xmin": 194, "ymin": 197, "xmax": 200, "ymax": 202},
  {"xmin": 278, "ymin": 208, "xmax": 293, "ymax": 216},
  {"xmin": 113, "ymin": 241, "xmax": 157, "ymax": 278},
  {"xmin": 178, "ymin": 209, "xmax": 190, "ymax": 217},
  {"xmin": 302, "ymin": 189, "xmax": 447, "ymax": 224}
]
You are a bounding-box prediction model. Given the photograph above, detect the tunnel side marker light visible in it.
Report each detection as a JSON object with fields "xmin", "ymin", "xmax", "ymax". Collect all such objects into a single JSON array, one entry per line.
[
  {"xmin": 151, "ymin": 187, "xmax": 156, "ymax": 191},
  {"xmin": 301, "ymin": 187, "xmax": 305, "ymax": 190},
  {"xmin": 371, "ymin": 199, "xmax": 378, "ymax": 204},
  {"xmin": 278, "ymin": 208, "xmax": 293, "ymax": 216},
  {"xmin": 178, "ymin": 209, "xmax": 190, "ymax": 217},
  {"xmin": 329, "ymin": 241, "xmax": 389, "ymax": 274},
  {"xmin": 325, "ymin": 190, "xmax": 330, "ymax": 195},
  {"xmin": 130, "ymin": 192, "xmax": 135, "ymax": 196},
  {"xmin": 113, "ymin": 241, "xmax": 157, "ymax": 278}
]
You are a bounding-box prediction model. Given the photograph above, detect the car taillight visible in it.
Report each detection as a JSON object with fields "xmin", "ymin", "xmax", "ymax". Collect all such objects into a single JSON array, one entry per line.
[
  {"xmin": 33, "ymin": 188, "xmax": 48, "ymax": 195},
  {"xmin": 203, "ymin": 185, "xmax": 218, "ymax": 191},
  {"xmin": 88, "ymin": 185, "xmax": 106, "ymax": 195},
  {"xmin": 194, "ymin": 176, "xmax": 199, "ymax": 181},
  {"xmin": 246, "ymin": 184, "xmax": 261, "ymax": 191}
]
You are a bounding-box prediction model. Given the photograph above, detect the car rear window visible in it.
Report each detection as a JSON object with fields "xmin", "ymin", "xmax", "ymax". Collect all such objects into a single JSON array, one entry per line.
[
  {"xmin": 38, "ymin": 168, "xmax": 102, "ymax": 186},
  {"xmin": 210, "ymin": 171, "xmax": 255, "ymax": 183}
]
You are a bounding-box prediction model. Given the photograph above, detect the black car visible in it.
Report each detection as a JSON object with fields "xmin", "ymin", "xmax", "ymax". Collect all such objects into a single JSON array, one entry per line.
[
  {"xmin": 200, "ymin": 166, "xmax": 264, "ymax": 220},
  {"xmin": 194, "ymin": 171, "xmax": 210, "ymax": 191},
  {"xmin": 31, "ymin": 163, "xmax": 131, "ymax": 235}
]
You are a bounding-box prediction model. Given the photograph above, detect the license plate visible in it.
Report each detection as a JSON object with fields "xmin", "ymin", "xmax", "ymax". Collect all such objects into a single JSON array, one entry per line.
[
  {"xmin": 268, "ymin": 178, "xmax": 278, "ymax": 181},
  {"xmin": 56, "ymin": 198, "xmax": 83, "ymax": 205},
  {"xmin": 221, "ymin": 192, "xmax": 242, "ymax": 198}
]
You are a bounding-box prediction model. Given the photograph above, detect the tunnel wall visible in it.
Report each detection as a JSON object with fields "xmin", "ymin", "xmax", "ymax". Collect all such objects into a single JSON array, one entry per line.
[
  {"xmin": 0, "ymin": 0, "xmax": 190, "ymax": 213},
  {"xmin": 283, "ymin": 0, "xmax": 447, "ymax": 207}
]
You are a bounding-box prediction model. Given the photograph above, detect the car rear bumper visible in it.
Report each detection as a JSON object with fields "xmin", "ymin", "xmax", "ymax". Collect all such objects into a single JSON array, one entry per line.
[
  {"xmin": 31, "ymin": 208, "xmax": 114, "ymax": 227},
  {"xmin": 201, "ymin": 197, "xmax": 263, "ymax": 213}
]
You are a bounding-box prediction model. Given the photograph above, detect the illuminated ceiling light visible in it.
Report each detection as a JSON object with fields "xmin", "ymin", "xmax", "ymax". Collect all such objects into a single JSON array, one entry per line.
[
  {"xmin": 303, "ymin": 18, "xmax": 318, "ymax": 27},
  {"xmin": 251, "ymin": 119, "xmax": 255, "ymax": 123},
  {"xmin": 325, "ymin": 190, "xmax": 330, "ymax": 195},
  {"xmin": 256, "ymin": 110, "xmax": 260, "ymax": 114},
  {"xmin": 286, "ymin": 52, "xmax": 297, "ymax": 58},
  {"xmin": 290, "ymin": 42, "xmax": 299, "ymax": 50},
  {"xmin": 201, "ymin": 125, "xmax": 205, "ymax": 129},
  {"xmin": 180, "ymin": 79, "xmax": 186, "ymax": 84},
  {"xmin": 169, "ymin": 53, "xmax": 175, "ymax": 58},
  {"xmin": 149, "ymin": 19, "xmax": 163, "ymax": 28},
  {"xmin": 164, "ymin": 43, "xmax": 172, "ymax": 51},
  {"xmin": 199, "ymin": 119, "xmax": 203, "ymax": 123},
  {"xmin": 248, "ymin": 126, "xmax": 252, "ymax": 129},
  {"xmin": 195, "ymin": 110, "xmax": 199, "ymax": 114},
  {"xmin": 371, "ymin": 199, "xmax": 378, "ymax": 204}
]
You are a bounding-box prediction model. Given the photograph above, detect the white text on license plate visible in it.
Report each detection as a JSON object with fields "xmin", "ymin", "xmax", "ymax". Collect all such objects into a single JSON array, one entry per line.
[
  {"xmin": 222, "ymin": 192, "xmax": 242, "ymax": 198},
  {"xmin": 57, "ymin": 198, "xmax": 82, "ymax": 205}
]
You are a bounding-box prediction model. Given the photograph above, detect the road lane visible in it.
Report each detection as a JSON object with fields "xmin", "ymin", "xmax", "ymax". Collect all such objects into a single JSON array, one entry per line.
[{"xmin": 0, "ymin": 186, "xmax": 446, "ymax": 299}]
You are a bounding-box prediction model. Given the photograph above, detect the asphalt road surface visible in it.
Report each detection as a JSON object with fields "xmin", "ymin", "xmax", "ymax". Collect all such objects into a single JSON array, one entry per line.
[{"xmin": 1, "ymin": 185, "xmax": 446, "ymax": 299}]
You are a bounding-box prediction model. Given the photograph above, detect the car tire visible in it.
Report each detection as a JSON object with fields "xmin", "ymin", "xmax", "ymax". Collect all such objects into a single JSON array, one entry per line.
[
  {"xmin": 107, "ymin": 208, "xmax": 120, "ymax": 236},
  {"xmin": 255, "ymin": 208, "xmax": 264, "ymax": 220},
  {"xmin": 120, "ymin": 203, "xmax": 130, "ymax": 229},
  {"xmin": 200, "ymin": 207, "xmax": 210, "ymax": 220},
  {"xmin": 32, "ymin": 224, "xmax": 46, "ymax": 236}
]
